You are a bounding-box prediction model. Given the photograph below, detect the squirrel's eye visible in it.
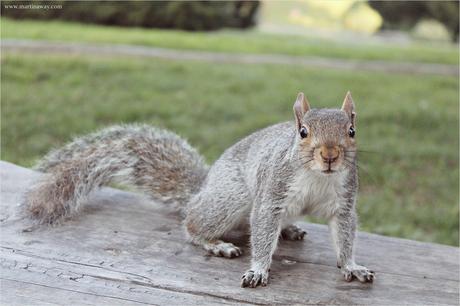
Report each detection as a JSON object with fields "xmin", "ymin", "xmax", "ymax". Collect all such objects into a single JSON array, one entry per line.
[
  {"xmin": 299, "ymin": 126, "xmax": 308, "ymax": 138},
  {"xmin": 348, "ymin": 127, "xmax": 355, "ymax": 138}
]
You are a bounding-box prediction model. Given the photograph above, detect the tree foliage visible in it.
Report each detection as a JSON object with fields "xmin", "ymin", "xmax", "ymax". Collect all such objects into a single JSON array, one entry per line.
[
  {"xmin": 369, "ymin": 1, "xmax": 459, "ymax": 41},
  {"xmin": 2, "ymin": 1, "xmax": 260, "ymax": 31}
]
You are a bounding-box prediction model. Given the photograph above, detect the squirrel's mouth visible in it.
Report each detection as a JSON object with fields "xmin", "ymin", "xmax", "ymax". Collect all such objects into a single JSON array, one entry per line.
[{"xmin": 321, "ymin": 161, "xmax": 336, "ymax": 174}]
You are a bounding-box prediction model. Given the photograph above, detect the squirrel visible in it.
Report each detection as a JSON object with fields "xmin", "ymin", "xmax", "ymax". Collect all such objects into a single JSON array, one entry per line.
[{"xmin": 25, "ymin": 91, "xmax": 374, "ymax": 288}]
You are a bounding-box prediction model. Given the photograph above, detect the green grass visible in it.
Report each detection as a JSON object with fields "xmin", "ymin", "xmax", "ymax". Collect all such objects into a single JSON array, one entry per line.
[
  {"xmin": 2, "ymin": 51, "xmax": 458, "ymax": 246},
  {"xmin": 1, "ymin": 18, "xmax": 459, "ymax": 65}
]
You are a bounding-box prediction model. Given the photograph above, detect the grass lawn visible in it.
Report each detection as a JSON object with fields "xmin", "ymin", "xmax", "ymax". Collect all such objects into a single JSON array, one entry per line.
[
  {"xmin": 2, "ymin": 51, "xmax": 458, "ymax": 246},
  {"xmin": 1, "ymin": 18, "xmax": 459, "ymax": 65}
]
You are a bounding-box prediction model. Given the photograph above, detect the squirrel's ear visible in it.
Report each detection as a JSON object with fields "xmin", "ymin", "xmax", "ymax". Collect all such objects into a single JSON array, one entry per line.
[
  {"xmin": 342, "ymin": 91, "xmax": 356, "ymax": 127},
  {"xmin": 293, "ymin": 92, "xmax": 310, "ymax": 129}
]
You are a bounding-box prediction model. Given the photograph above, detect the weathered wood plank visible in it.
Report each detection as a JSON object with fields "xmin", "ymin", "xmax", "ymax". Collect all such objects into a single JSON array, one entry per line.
[
  {"xmin": 1, "ymin": 161, "xmax": 459, "ymax": 305},
  {"xmin": 0, "ymin": 248, "xmax": 240, "ymax": 306},
  {"xmin": 1, "ymin": 279, "xmax": 149, "ymax": 306}
]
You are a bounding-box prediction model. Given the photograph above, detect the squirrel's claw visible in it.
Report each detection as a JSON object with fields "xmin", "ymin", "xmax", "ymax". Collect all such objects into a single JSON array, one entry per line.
[
  {"xmin": 241, "ymin": 269, "xmax": 269, "ymax": 288},
  {"xmin": 341, "ymin": 264, "xmax": 375, "ymax": 283},
  {"xmin": 204, "ymin": 241, "xmax": 242, "ymax": 258},
  {"xmin": 281, "ymin": 225, "xmax": 307, "ymax": 241}
]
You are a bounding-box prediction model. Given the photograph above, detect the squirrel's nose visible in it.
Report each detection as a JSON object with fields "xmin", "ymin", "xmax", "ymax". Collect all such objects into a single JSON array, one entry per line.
[{"xmin": 320, "ymin": 146, "xmax": 339, "ymax": 163}]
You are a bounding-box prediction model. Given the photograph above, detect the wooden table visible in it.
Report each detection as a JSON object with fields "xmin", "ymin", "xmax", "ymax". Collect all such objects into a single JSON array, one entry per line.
[{"xmin": 1, "ymin": 161, "xmax": 458, "ymax": 305}]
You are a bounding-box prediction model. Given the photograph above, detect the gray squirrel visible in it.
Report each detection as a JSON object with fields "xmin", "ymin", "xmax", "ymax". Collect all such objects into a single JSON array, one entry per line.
[{"xmin": 25, "ymin": 91, "xmax": 374, "ymax": 288}]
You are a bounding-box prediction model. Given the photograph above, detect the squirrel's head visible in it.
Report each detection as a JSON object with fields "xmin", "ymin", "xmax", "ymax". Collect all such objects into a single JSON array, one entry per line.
[{"xmin": 293, "ymin": 91, "xmax": 357, "ymax": 174}]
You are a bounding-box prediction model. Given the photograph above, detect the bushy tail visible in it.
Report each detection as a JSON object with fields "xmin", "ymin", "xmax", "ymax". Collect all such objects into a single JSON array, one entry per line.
[{"xmin": 26, "ymin": 124, "xmax": 208, "ymax": 224}]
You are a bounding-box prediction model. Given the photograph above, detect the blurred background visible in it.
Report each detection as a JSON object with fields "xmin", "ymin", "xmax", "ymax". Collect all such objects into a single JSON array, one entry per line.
[{"xmin": 1, "ymin": 1, "xmax": 458, "ymax": 246}]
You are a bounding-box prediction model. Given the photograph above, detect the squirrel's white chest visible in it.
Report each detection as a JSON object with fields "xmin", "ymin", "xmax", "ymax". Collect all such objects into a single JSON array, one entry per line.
[{"xmin": 284, "ymin": 170, "xmax": 346, "ymax": 220}]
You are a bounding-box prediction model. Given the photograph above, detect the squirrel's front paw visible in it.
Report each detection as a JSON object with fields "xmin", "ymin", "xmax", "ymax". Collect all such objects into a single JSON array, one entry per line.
[
  {"xmin": 281, "ymin": 225, "xmax": 307, "ymax": 241},
  {"xmin": 341, "ymin": 263, "xmax": 375, "ymax": 283},
  {"xmin": 241, "ymin": 268, "xmax": 269, "ymax": 288}
]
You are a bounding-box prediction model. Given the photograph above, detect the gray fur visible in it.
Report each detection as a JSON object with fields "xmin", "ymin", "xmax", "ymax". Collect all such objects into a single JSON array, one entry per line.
[
  {"xmin": 26, "ymin": 92, "xmax": 374, "ymax": 287},
  {"xmin": 26, "ymin": 124, "xmax": 208, "ymax": 223}
]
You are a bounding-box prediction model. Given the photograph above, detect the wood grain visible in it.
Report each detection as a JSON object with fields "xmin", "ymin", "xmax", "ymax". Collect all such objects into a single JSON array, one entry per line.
[{"xmin": 1, "ymin": 161, "xmax": 458, "ymax": 305}]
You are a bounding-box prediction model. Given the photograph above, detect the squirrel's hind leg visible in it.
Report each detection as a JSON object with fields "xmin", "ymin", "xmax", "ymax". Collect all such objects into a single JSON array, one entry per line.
[
  {"xmin": 185, "ymin": 194, "xmax": 249, "ymax": 258},
  {"xmin": 184, "ymin": 166, "xmax": 251, "ymax": 258},
  {"xmin": 184, "ymin": 186, "xmax": 250, "ymax": 258}
]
